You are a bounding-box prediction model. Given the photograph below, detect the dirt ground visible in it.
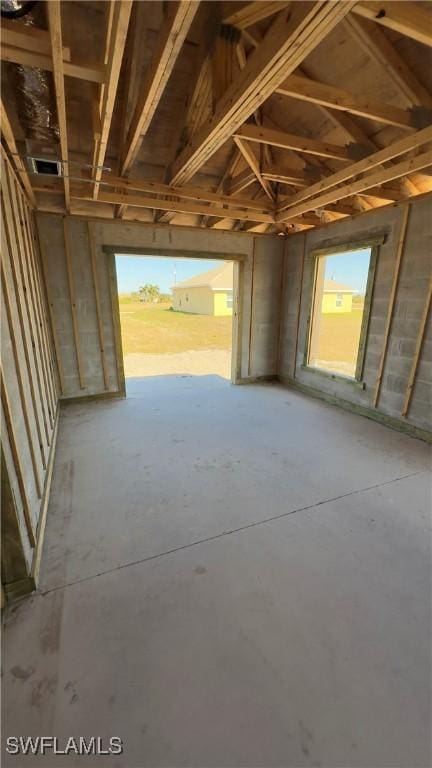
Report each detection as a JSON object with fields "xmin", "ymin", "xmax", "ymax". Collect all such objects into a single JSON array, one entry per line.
[{"xmin": 123, "ymin": 350, "xmax": 232, "ymax": 379}]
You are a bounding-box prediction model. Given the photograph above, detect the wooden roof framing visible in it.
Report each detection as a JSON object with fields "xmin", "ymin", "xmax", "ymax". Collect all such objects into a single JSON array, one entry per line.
[
  {"xmin": 47, "ymin": 0, "xmax": 70, "ymax": 211},
  {"xmin": 1, "ymin": 0, "xmax": 431, "ymax": 232}
]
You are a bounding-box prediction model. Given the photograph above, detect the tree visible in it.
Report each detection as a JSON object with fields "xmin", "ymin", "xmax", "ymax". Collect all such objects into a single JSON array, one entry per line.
[{"xmin": 139, "ymin": 284, "xmax": 160, "ymax": 303}]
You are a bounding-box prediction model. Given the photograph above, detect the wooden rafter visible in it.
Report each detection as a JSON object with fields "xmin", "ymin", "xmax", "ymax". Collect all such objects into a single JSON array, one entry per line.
[
  {"xmin": 92, "ymin": 0, "xmax": 132, "ymax": 199},
  {"xmin": 262, "ymin": 163, "xmax": 318, "ymax": 187},
  {"xmin": 170, "ymin": 1, "xmax": 355, "ymax": 185},
  {"xmin": 235, "ymin": 124, "xmax": 355, "ymax": 161},
  {"xmin": 275, "ymin": 74, "xmax": 417, "ymax": 130},
  {"xmin": 202, "ymin": 146, "xmax": 243, "ymax": 227},
  {"xmin": 120, "ymin": 1, "xmax": 200, "ymax": 177},
  {"xmin": 228, "ymin": 168, "xmax": 257, "ymax": 195},
  {"xmin": 221, "ymin": 1, "xmax": 291, "ymax": 29},
  {"xmin": 277, "ymin": 125, "xmax": 432, "ymax": 216},
  {"xmin": 233, "ymin": 137, "xmax": 275, "ymax": 200},
  {"xmin": 0, "ymin": 45, "xmax": 105, "ymax": 83},
  {"xmin": 344, "ymin": 15, "xmax": 432, "ymax": 108},
  {"xmin": 352, "ymin": 2, "xmax": 432, "ymax": 48},
  {"xmin": 47, "ymin": 0, "xmax": 70, "ymax": 211},
  {"xmin": 1, "ymin": 19, "xmax": 71, "ymax": 60},
  {"xmin": 276, "ymin": 149, "xmax": 432, "ymax": 222}
]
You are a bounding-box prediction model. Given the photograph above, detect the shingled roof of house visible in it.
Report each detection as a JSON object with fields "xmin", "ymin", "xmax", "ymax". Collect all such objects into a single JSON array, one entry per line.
[{"xmin": 172, "ymin": 262, "xmax": 233, "ymax": 291}]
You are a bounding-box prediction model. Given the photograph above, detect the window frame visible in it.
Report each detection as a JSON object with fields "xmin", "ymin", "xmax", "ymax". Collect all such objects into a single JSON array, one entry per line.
[{"xmin": 303, "ymin": 239, "xmax": 381, "ymax": 384}]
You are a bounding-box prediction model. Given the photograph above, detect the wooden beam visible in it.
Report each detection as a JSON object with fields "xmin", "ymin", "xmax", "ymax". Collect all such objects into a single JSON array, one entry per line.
[
  {"xmin": 0, "ymin": 99, "xmax": 35, "ymax": 206},
  {"xmin": 47, "ymin": 0, "xmax": 70, "ymax": 211},
  {"xmin": 96, "ymin": 172, "xmax": 273, "ymax": 211},
  {"xmin": 184, "ymin": 55, "xmax": 213, "ymax": 143},
  {"xmin": 63, "ymin": 218, "xmax": 86, "ymax": 388},
  {"xmin": 87, "ymin": 223, "xmax": 109, "ymax": 390},
  {"xmin": 170, "ymin": 1, "xmax": 354, "ymax": 185},
  {"xmin": 0, "ymin": 45, "xmax": 105, "ymax": 83},
  {"xmin": 344, "ymin": 15, "xmax": 432, "ymax": 108},
  {"xmin": 202, "ymin": 146, "xmax": 242, "ymax": 227},
  {"xmin": 212, "ymin": 25, "xmax": 239, "ymax": 108},
  {"xmin": 235, "ymin": 123, "xmax": 355, "ymax": 161},
  {"xmin": 36, "ymin": 220, "xmax": 66, "ymax": 395},
  {"xmin": 372, "ymin": 204, "xmax": 410, "ymax": 407},
  {"xmin": 1, "ymin": 19, "xmax": 71, "ymax": 60},
  {"xmin": 92, "ymin": 1, "xmax": 132, "ymax": 198},
  {"xmin": 233, "ymin": 137, "xmax": 275, "ymax": 200},
  {"xmin": 221, "ymin": 1, "xmax": 291, "ymax": 29},
  {"xmin": 228, "ymin": 168, "xmax": 256, "ymax": 195},
  {"xmin": 275, "ymin": 73, "xmax": 416, "ymax": 130},
  {"xmin": 277, "ymin": 124, "xmax": 432, "ymax": 217},
  {"xmin": 401, "ymin": 277, "xmax": 432, "ymax": 417},
  {"xmin": 120, "ymin": 1, "xmax": 199, "ymax": 176},
  {"xmin": 262, "ymin": 162, "xmax": 318, "ymax": 187},
  {"xmin": 72, "ymin": 189, "xmax": 274, "ymax": 223},
  {"xmin": 352, "ymin": 2, "xmax": 432, "ymax": 48},
  {"xmin": 277, "ymin": 150, "xmax": 432, "ymax": 222}
]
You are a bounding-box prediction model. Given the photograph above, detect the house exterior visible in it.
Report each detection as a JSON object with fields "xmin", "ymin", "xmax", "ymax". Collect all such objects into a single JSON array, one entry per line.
[
  {"xmin": 172, "ymin": 262, "xmax": 233, "ymax": 316},
  {"xmin": 321, "ymin": 279, "xmax": 355, "ymax": 313}
]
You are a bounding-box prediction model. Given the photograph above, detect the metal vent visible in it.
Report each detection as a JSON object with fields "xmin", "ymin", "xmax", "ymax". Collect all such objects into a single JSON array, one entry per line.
[{"xmin": 28, "ymin": 157, "xmax": 63, "ymax": 177}]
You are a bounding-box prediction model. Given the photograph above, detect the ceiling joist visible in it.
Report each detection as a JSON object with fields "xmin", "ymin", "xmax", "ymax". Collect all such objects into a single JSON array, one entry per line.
[
  {"xmin": 47, "ymin": 0, "xmax": 70, "ymax": 211},
  {"xmin": 120, "ymin": 1, "xmax": 200, "ymax": 177}
]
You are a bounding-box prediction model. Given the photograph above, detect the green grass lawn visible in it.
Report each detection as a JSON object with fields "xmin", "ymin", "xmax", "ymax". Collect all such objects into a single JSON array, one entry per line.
[
  {"xmin": 118, "ymin": 296, "xmax": 232, "ymax": 355},
  {"xmin": 317, "ymin": 309, "xmax": 364, "ymax": 364}
]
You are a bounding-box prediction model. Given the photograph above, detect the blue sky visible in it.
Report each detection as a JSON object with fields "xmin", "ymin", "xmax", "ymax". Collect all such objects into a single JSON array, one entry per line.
[
  {"xmin": 324, "ymin": 248, "xmax": 371, "ymax": 295},
  {"xmin": 115, "ymin": 255, "xmax": 223, "ymax": 294}
]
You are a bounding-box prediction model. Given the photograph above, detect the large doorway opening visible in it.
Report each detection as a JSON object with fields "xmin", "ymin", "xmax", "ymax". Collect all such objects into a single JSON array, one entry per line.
[{"xmin": 114, "ymin": 254, "xmax": 239, "ymax": 388}]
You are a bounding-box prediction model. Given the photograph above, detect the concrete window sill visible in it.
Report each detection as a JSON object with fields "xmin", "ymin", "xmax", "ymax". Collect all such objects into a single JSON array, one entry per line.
[{"xmin": 300, "ymin": 365, "xmax": 366, "ymax": 390}]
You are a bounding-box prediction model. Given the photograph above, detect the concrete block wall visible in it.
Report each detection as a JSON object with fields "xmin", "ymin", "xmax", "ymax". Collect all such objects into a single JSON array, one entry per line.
[
  {"xmin": 36, "ymin": 214, "xmax": 284, "ymax": 398},
  {"xmin": 278, "ymin": 195, "xmax": 432, "ymax": 438}
]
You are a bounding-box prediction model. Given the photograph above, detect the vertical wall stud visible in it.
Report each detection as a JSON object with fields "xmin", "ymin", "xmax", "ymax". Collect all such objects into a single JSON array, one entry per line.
[
  {"xmin": 88, "ymin": 223, "xmax": 109, "ymax": 389},
  {"xmin": 292, "ymin": 232, "xmax": 307, "ymax": 378},
  {"xmin": 401, "ymin": 277, "xmax": 432, "ymax": 417},
  {"xmin": 1, "ymin": 261, "xmax": 43, "ymax": 498},
  {"xmin": 372, "ymin": 203, "xmax": 410, "ymax": 407},
  {"xmin": 63, "ymin": 217, "xmax": 86, "ymax": 389},
  {"xmin": 1, "ymin": 178, "xmax": 47, "ymax": 469},
  {"xmin": 1, "ymin": 369, "xmax": 36, "ymax": 547}
]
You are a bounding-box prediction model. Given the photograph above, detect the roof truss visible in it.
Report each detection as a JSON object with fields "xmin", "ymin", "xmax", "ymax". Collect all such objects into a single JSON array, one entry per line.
[{"xmin": 1, "ymin": 0, "xmax": 431, "ymax": 233}]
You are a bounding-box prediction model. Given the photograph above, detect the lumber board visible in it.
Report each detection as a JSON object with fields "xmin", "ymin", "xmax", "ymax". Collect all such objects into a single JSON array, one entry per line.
[
  {"xmin": 235, "ymin": 123, "xmax": 354, "ymax": 160},
  {"xmin": 401, "ymin": 277, "xmax": 432, "ymax": 417},
  {"xmin": 372, "ymin": 204, "xmax": 411, "ymax": 407},
  {"xmin": 170, "ymin": 1, "xmax": 354, "ymax": 185},
  {"xmin": 47, "ymin": 0, "xmax": 70, "ymax": 211},
  {"xmin": 277, "ymin": 150, "xmax": 432, "ymax": 222},
  {"xmin": 121, "ymin": 1, "xmax": 199, "ymax": 176},
  {"xmin": 275, "ymin": 73, "xmax": 416, "ymax": 129},
  {"xmin": 353, "ymin": 1, "xmax": 432, "ymax": 47},
  {"xmin": 63, "ymin": 218, "xmax": 86, "ymax": 389}
]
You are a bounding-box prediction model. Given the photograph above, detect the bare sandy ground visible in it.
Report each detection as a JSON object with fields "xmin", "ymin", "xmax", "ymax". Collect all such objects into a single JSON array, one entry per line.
[{"xmin": 124, "ymin": 349, "xmax": 232, "ymax": 379}]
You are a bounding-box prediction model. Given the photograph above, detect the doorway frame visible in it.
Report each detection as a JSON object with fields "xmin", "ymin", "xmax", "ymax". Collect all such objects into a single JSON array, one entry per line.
[{"xmin": 103, "ymin": 246, "xmax": 245, "ymax": 394}]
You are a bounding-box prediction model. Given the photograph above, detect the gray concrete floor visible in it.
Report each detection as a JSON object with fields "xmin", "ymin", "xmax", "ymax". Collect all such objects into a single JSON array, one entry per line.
[{"xmin": 3, "ymin": 375, "xmax": 431, "ymax": 767}]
